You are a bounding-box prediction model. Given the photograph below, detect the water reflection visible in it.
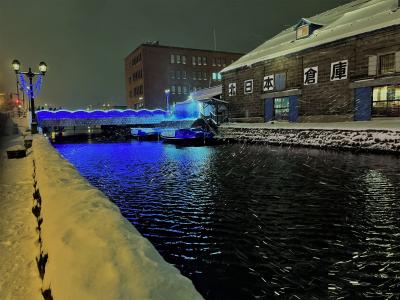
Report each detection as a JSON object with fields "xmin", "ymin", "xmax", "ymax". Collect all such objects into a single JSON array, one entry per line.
[{"xmin": 54, "ymin": 141, "xmax": 400, "ymax": 299}]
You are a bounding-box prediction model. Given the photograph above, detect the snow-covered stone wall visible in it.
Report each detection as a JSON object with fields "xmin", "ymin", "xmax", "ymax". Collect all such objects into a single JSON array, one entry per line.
[
  {"xmin": 218, "ymin": 127, "xmax": 400, "ymax": 154},
  {"xmin": 32, "ymin": 136, "xmax": 203, "ymax": 300}
]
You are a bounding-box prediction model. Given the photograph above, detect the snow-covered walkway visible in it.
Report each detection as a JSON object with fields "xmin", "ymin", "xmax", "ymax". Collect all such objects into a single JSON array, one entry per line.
[
  {"xmin": 0, "ymin": 117, "xmax": 42, "ymax": 300},
  {"xmin": 0, "ymin": 116, "xmax": 202, "ymax": 300}
]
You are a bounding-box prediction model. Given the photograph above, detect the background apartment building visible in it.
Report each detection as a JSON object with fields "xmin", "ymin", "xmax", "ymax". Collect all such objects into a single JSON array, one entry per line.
[{"xmin": 125, "ymin": 42, "xmax": 242, "ymax": 109}]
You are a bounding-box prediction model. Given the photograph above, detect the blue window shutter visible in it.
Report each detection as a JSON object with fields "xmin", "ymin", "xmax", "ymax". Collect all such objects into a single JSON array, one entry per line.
[
  {"xmin": 264, "ymin": 98, "xmax": 274, "ymax": 122},
  {"xmin": 288, "ymin": 96, "xmax": 299, "ymax": 122},
  {"xmin": 354, "ymin": 87, "xmax": 372, "ymax": 121},
  {"xmin": 275, "ymin": 73, "xmax": 286, "ymax": 91}
]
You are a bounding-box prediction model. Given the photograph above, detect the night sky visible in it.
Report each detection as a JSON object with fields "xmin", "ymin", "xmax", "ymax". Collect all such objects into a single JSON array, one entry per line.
[{"xmin": 0, "ymin": 0, "xmax": 352, "ymax": 109}]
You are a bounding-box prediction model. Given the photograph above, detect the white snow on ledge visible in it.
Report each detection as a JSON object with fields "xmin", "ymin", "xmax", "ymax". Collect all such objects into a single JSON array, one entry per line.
[{"xmin": 33, "ymin": 136, "xmax": 203, "ymax": 300}]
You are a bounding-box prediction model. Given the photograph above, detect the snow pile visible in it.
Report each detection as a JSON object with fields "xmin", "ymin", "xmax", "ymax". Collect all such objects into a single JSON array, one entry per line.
[
  {"xmin": 32, "ymin": 136, "xmax": 203, "ymax": 300},
  {"xmin": 219, "ymin": 126, "xmax": 400, "ymax": 154}
]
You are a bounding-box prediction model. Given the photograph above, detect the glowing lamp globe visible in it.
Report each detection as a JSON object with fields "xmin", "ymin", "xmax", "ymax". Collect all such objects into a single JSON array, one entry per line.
[
  {"xmin": 12, "ymin": 59, "xmax": 21, "ymax": 72},
  {"xmin": 39, "ymin": 62, "xmax": 47, "ymax": 74}
]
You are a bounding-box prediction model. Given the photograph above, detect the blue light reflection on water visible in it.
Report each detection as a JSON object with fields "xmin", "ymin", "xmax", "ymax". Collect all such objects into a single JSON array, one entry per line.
[{"xmin": 54, "ymin": 141, "xmax": 400, "ymax": 299}]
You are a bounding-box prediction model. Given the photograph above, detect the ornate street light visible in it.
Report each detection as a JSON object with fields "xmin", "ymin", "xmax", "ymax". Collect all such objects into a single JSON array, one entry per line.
[{"xmin": 12, "ymin": 59, "xmax": 48, "ymax": 134}]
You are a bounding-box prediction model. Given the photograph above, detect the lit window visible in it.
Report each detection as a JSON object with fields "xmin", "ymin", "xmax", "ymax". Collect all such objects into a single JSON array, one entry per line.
[
  {"xmin": 212, "ymin": 72, "xmax": 217, "ymax": 80},
  {"xmin": 182, "ymin": 56, "xmax": 186, "ymax": 64},
  {"xmin": 372, "ymin": 85, "xmax": 400, "ymax": 117},
  {"xmin": 274, "ymin": 97, "xmax": 290, "ymax": 120},
  {"xmin": 177, "ymin": 55, "xmax": 181, "ymax": 64},
  {"xmin": 170, "ymin": 54, "xmax": 175, "ymax": 64},
  {"xmin": 296, "ymin": 25, "xmax": 310, "ymax": 39},
  {"xmin": 202, "ymin": 57, "xmax": 207, "ymax": 65},
  {"xmin": 217, "ymin": 72, "xmax": 222, "ymax": 80},
  {"xmin": 379, "ymin": 53, "xmax": 395, "ymax": 75},
  {"xmin": 192, "ymin": 56, "xmax": 196, "ymax": 65}
]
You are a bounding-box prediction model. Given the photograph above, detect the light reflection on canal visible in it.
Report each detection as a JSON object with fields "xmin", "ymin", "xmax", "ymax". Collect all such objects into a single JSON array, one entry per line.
[{"xmin": 54, "ymin": 141, "xmax": 400, "ymax": 299}]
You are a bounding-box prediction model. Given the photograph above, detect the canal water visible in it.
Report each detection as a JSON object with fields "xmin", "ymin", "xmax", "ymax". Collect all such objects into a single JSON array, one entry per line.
[{"xmin": 53, "ymin": 141, "xmax": 400, "ymax": 300}]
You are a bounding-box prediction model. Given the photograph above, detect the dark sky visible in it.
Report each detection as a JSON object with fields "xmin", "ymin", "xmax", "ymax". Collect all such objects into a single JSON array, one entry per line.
[{"xmin": 0, "ymin": 0, "xmax": 352, "ymax": 109}]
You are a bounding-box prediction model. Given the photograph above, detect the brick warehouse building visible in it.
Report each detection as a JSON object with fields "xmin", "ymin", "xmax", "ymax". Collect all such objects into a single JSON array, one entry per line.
[
  {"xmin": 221, "ymin": 0, "xmax": 400, "ymax": 123},
  {"xmin": 125, "ymin": 42, "xmax": 242, "ymax": 110}
]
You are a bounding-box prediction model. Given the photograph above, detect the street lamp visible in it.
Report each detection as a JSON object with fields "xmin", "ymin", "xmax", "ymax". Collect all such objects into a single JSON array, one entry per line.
[
  {"xmin": 164, "ymin": 89, "xmax": 170, "ymax": 112},
  {"xmin": 12, "ymin": 59, "xmax": 48, "ymax": 134}
]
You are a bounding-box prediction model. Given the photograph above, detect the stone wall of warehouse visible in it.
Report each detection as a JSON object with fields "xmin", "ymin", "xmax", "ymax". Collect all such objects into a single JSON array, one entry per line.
[{"xmin": 222, "ymin": 24, "xmax": 400, "ymax": 121}]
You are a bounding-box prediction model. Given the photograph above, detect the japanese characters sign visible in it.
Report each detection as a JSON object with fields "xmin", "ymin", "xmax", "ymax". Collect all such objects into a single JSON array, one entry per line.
[
  {"xmin": 263, "ymin": 75, "xmax": 274, "ymax": 91},
  {"xmin": 228, "ymin": 83, "xmax": 237, "ymax": 96},
  {"xmin": 304, "ymin": 67, "xmax": 318, "ymax": 85},
  {"xmin": 330, "ymin": 60, "xmax": 348, "ymax": 81},
  {"xmin": 244, "ymin": 80, "xmax": 253, "ymax": 94}
]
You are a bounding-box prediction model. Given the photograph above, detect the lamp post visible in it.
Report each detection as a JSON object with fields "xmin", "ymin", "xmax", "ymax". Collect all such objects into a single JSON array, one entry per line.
[
  {"xmin": 164, "ymin": 89, "xmax": 170, "ymax": 112},
  {"xmin": 12, "ymin": 60, "xmax": 47, "ymax": 134}
]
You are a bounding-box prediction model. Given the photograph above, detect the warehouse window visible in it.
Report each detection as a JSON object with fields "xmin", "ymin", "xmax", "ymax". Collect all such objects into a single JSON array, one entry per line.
[
  {"xmin": 202, "ymin": 57, "xmax": 207, "ymax": 65},
  {"xmin": 379, "ymin": 53, "xmax": 395, "ymax": 75},
  {"xmin": 182, "ymin": 56, "xmax": 186, "ymax": 65},
  {"xmin": 170, "ymin": 54, "xmax": 175, "ymax": 64},
  {"xmin": 192, "ymin": 56, "xmax": 196, "ymax": 65},
  {"xmin": 176, "ymin": 55, "xmax": 181, "ymax": 64},
  {"xmin": 198, "ymin": 56, "xmax": 202, "ymax": 65},
  {"xmin": 182, "ymin": 71, "xmax": 187, "ymax": 79},
  {"xmin": 274, "ymin": 97, "xmax": 289, "ymax": 120},
  {"xmin": 372, "ymin": 85, "xmax": 400, "ymax": 117},
  {"xmin": 296, "ymin": 25, "xmax": 310, "ymax": 39}
]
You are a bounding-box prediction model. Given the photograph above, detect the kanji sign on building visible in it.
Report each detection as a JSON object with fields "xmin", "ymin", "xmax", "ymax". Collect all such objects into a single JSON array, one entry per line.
[
  {"xmin": 228, "ymin": 83, "xmax": 237, "ymax": 96},
  {"xmin": 263, "ymin": 75, "xmax": 274, "ymax": 91},
  {"xmin": 304, "ymin": 67, "xmax": 318, "ymax": 85},
  {"xmin": 244, "ymin": 80, "xmax": 253, "ymax": 94},
  {"xmin": 330, "ymin": 60, "xmax": 348, "ymax": 81}
]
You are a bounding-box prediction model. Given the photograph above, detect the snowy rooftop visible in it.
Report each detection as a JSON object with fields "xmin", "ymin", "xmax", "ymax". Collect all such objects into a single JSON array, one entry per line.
[{"xmin": 222, "ymin": 0, "xmax": 400, "ymax": 73}]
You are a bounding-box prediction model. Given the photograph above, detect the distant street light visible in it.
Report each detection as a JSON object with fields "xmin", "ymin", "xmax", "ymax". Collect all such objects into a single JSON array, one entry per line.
[
  {"xmin": 12, "ymin": 59, "xmax": 47, "ymax": 134},
  {"xmin": 164, "ymin": 89, "xmax": 170, "ymax": 112}
]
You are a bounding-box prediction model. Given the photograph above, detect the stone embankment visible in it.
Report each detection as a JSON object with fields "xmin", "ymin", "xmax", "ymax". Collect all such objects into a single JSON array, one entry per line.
[{"xmin": 218, "ymin": 124, "xmax": 400, "ymax": 154}]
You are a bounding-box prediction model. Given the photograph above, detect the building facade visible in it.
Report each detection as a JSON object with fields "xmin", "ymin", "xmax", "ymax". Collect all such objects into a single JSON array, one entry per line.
[
  {"xmin": 221, "ymin": 0, "xmax": 400, "ymax": 122},
  {"xmin": 125, "ymin": 42, "xmax": 242, "ymax": 110}
]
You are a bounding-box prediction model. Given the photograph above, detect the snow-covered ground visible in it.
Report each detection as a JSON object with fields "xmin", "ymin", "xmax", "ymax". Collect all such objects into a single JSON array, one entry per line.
[
  {"xmin": 33, "ymin": 135, "xmax": 202, "ymax": 299},
  {"xmin": 0, "ymin": 117, "xmax": 42, "ymax": 300},
  {"xmin": 221, "ymin": 118, "xmax": 400, "ymax": 131},
  {"xmin": 219, "ymin": 119, "xmax": 400, "ymax": 154},
  {"xmin": 0, "ymin": 116, "xmax": 202, "ymax": 300}
]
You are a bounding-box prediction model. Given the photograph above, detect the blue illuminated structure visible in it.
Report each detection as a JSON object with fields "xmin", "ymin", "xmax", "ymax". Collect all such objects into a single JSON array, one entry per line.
[{"xmin": 36, "ymin": 102, "xmax": 201, "ymax": 128}]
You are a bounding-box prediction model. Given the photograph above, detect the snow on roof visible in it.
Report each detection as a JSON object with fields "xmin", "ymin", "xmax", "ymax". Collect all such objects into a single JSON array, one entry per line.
[
  {"xmin": 191, "ymin": 85, "xmax": 222, "ymax": 101},
  {"xmin": 222, "ymin": 0, "xmax": 400, "ymax": 73}
]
